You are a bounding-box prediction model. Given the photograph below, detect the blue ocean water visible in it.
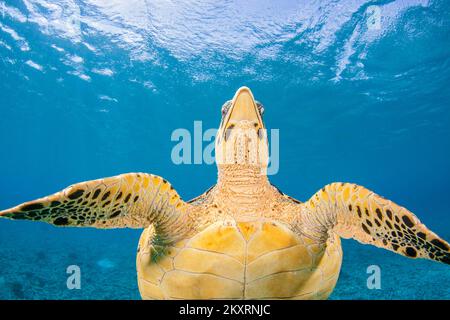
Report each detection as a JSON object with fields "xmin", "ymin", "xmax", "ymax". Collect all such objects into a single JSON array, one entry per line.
[{"xmin": 0, "ymin": 0, "xmax": 449, "ymax": 299}]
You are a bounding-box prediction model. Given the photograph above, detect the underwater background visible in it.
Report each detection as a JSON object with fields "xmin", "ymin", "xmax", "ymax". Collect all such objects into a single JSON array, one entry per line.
[{"xmin": 0, "ymin": 0, "xmax": 449, "ymax": 299}]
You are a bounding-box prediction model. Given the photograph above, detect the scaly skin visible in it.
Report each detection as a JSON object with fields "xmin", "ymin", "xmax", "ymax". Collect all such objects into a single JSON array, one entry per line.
[
  {"xmin": 0, "ymin": 173, "xmax": 192, "ymax": 243},
  {"xmin": 302, "ymin": 183, "xmax": 450, "ymax": 263}
]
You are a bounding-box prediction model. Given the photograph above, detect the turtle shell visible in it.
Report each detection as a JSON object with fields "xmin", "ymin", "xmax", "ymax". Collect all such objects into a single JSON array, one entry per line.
[{"xmin": 136, "ymin": 219, "xmax": 342, "ymax": 299}]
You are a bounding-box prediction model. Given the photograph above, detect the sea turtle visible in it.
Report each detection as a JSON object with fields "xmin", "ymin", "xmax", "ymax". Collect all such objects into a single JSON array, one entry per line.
[{"xmin": 1, "ymin": 87, "xmax": 449, "ymax": 300}]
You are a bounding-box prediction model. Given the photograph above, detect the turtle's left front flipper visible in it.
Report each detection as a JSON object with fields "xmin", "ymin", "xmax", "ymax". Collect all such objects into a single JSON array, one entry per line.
[
  {"xmin": 0, "ymin": 173, "xmax": 191, "ymax": 241},
  {"xmin": 301, "ymin": 183, "xmax": 450, "ymax": 265}
]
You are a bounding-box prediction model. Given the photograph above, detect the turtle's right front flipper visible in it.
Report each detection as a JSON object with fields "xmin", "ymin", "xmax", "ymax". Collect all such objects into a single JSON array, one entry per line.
[{"xmin": 0, "ymin": 173, "xmax": 192, "ymax": 241}]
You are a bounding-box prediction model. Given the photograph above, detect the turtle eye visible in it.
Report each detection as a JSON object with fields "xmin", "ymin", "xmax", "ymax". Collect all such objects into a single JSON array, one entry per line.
[
  {"xmin": 255, "ymin": 101, "xmax": 264, "ymax": 115},
  {"xmin": 221, "ymin": 100, "xmax": 231, "ymax": 116}
]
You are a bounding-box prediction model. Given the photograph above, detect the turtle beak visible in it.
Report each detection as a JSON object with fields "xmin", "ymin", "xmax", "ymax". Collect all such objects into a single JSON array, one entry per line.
[
  {"xmin": 223, "ymin": 86, "xmax": 264, "ymax": 131},
  {"xmin": 216, "ymin": 87, "xmax": 269, "ymax": 168}
]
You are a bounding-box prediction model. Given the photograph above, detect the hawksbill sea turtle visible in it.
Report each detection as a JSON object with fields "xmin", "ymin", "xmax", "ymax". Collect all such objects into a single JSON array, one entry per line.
[{"xmin": 1, "ymin": 87, "xmax": 449, "ymax": 300}]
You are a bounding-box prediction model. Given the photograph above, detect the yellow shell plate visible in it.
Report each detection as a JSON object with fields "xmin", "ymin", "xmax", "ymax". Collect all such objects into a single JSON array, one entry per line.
[{"xmin": 136, "ymin": 219, "xmax": 342, "ymax": 299}]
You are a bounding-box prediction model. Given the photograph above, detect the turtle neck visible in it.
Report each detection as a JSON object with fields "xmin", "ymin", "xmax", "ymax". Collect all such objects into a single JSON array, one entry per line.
[{"xmin": 215, "ymin": 164, "xmax": 272, "ymax": 213}]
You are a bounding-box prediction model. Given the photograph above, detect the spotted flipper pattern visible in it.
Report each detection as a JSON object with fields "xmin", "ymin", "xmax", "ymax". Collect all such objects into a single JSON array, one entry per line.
[
  {"xmin": 301, "ymin": 183, "xmax": 450, "ymax": 265},
  {"xmin": 0, "ymin": 173, "xmax": 191, "ymax": 239}
]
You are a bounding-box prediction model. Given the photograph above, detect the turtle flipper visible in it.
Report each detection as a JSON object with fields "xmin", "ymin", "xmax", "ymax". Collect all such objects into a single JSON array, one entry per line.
[
  {"xmin": 301, "ymin": 183, "xmax": 450, "ymax": 265},
  {"xmin": 0, "ymin": 173, "xmax": 191, "ymax": 240}
]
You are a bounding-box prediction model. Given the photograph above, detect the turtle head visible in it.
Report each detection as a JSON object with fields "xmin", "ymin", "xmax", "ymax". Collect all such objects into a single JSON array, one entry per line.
[{"xmin": 215, "ymin": 86, "xmax": 269, "ymax": 172}]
